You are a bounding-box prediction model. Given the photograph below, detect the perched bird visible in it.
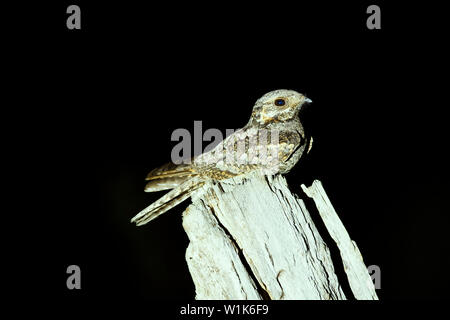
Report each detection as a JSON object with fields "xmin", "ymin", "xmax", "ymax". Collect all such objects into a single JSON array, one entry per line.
[{"xmin": 131, "ymin": 89, "xmax": 313, "ymax": 226}]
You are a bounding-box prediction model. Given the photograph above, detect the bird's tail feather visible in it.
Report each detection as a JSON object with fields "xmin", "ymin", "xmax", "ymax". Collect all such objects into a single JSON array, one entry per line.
[
  {"xmin": 144, "ymin": 175, "xmax": 190, "ymax": 192},
  {"xmin": 131, "ymin": 177, "xmax": 204, "ymax": 226},
  {"xmin": 144, "ymin": 162, "xmax": 196, "ymax": 192}
]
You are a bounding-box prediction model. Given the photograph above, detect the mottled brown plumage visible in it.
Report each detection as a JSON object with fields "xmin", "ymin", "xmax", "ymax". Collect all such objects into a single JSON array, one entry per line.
[{"xmin": 131, "ymin": 89, "xmax": 312, "ymax": 226}]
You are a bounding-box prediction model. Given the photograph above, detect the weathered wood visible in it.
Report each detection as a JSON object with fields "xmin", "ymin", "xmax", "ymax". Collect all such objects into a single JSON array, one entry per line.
[
  {"xmin": 183, "ymin": 173, "xmax": 347, "ymax": 300},
  {"xmin": 183, "ymin": 201, "xmax": 262, "ymax": 299},
  {"xmin": 302, "ymin": 180, "xmax": 378, "ymax": 300}
]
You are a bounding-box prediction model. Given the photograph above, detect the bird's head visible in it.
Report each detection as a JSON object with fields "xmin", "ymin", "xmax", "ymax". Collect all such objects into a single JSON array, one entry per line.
[{"xmin": 249, "ymin": 89, "xmax": 312, "ymax": 126}]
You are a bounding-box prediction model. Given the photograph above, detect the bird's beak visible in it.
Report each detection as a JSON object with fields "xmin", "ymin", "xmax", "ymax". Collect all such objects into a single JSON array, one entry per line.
[{"xmin": 305, "ymin": 97, "xmax": 312, "ymax": 104}]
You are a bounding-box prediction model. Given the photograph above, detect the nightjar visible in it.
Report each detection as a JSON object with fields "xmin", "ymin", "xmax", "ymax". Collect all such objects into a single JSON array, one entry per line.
[{"xmin": 131, "ymin": 89, "xmax": 312, "ymax": 226}]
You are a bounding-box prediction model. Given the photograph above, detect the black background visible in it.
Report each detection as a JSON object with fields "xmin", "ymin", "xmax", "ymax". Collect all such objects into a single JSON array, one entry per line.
[{"xmin": 5, "ymin": 0, "xmax": 449, "ymax": 316}]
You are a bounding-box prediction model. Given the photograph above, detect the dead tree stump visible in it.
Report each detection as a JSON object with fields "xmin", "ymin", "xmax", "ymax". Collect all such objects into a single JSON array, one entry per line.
[{"xmin": 182, "ymin": 172, "xmax": 378, "ymax": 300}]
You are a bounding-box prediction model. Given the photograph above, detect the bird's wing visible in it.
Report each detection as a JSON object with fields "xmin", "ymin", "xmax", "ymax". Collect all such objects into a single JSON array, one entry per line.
[
  {"xmin": 144, "ymin": 162, "xmax": 197, "ymax": 192},
  {"xmin": 277, "ymin": 131, "xmax": 303, "ymax": 162},
  {"xmin": 132, "ymin": 176, "xmax": 204, "ymax": 226},
  {"xmin": 192, "ymin": 127, "xmax": 300, "ymax": 175}
]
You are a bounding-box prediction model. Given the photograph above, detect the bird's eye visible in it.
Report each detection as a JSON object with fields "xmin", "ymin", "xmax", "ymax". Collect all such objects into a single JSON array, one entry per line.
[{"xmin": 274, "ymin": 98, "xmax": 286, "ymax": 106}]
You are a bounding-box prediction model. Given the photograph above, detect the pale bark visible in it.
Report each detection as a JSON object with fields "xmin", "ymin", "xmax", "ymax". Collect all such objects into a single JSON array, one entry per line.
[
  {"xmin": 182, "ymin": 172, "xmax": 377, "ymax": 300},
  {"xmin": 301, "ymin": 180, "xmax": 378, "ymax": 300}
]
